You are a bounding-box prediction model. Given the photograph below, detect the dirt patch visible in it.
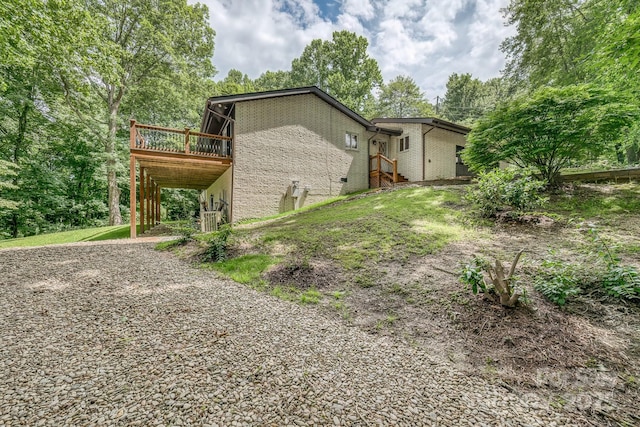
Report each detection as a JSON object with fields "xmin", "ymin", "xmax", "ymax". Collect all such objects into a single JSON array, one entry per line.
[
  {"xmin": 294, "ymin": 228, "xmax": 640, "ymax": 426},
  {"xmin": 265, "ymin": 259, "xmax": 342, "ymax": 289}
]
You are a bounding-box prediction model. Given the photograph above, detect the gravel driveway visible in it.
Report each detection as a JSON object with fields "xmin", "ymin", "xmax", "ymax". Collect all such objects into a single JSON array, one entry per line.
[{"xmin": 0, "ymin": 241, "xmax": 581, "ymax": 426}]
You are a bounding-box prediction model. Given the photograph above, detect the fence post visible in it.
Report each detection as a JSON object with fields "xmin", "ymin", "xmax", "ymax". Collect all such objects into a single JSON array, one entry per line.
[{"xmin": 184, "ymin": 128, "xmax": 190, "ymax": 154}]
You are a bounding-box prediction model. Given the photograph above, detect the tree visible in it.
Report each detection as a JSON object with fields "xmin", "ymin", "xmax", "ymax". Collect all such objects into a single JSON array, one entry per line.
[
  {"xmin": 0, "ymin": 0, "xmax": 98, "ymax": 237},
  {"xmin": 64, "ymin": 0, "xmax": 216, "ymax": 225},
  {"xmin": 440, "ymin": 73, "xmax": 486, "ymax": 124},
  {"xmin": 500, "ymin": 0, "xmax": 606, "ymax": 87},
  {"xmin": 290, "ymin": 31, "xmax": 382, "ymax": 114},
  {"xmin": 215, "ymin": 69, "xmax": 256, "ymax": 95},
  {"xmin": 374, "ymin": 75, "xmax": 434, "ymax": 118},
  {"xmin": 463, "ymin": 85, "xmax": 638, "ymax": 185},
  {"xmin": 0, "ymin": 160, "xmax": 18, "ymax": 211},
  {"xmin": 254, "ymin": 70, "xmax": 292, "ymax": 91}
]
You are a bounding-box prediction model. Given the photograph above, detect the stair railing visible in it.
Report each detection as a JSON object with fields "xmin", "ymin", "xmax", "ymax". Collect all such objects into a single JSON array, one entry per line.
[{"xmin": 369, "ymin": 152, "xmax": 399, "ymax": 187}]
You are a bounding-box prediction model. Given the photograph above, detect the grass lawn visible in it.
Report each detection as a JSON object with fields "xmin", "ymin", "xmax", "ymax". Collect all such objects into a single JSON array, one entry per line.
[
  {"xmin": 251, "ymin": 186, "xmax": 473, "ymax": 269},
  {"xmin": 0, "ymin": 225, "xmax": 138, "ymax": 249}
]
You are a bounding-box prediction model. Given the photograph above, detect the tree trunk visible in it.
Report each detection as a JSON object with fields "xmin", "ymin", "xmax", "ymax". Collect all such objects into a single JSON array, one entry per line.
[
  {"xmin": 106, "ymin": 101, "xmax": 122, "ymax": 225},
  {"xmin": 10, "ymin": 99, "xmax": 30, "ymax": 238}
]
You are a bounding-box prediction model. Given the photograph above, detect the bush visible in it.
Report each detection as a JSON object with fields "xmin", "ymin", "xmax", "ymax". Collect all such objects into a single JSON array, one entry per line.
[
  {"xmin": 587, "ymin": 227, "xmax": 640, "ymax": 300},
  {"xmin": 602, "ymin": 265, "xmax": 640, "ymax": 300},
  {"xmin": 466, "ymin": 168, "xmax": 547, "ymax": 218},
  {"xmin": 203, "ymin": 225, "xmax": 232, "ymax": 262},
  {"xmin": 534, "ymin": 258, "xmax": 581, "ymax": 306},
  {"xmin": 534, "ymin": 229, "xmax": 640, "ymax": 305}
]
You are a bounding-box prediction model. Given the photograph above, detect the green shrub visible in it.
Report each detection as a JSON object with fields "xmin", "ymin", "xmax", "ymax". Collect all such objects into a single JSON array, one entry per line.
[
  {"xmin": 602, "ymin": 265, "xmax": 640, "ymax": 300},
  {"xmin": 534, "ymin": 258, "xmax": 581, "ymax": 306},
  {"xmin": 466, "ymin": 168, "xmax": 547, "ymax": 217},
  {"xmin": 460, "ymin": 256, "xmax": 489, "ymax": 294},
  {"xmin": 586, "ymin": 227, "xmax": 640, "ymax": 301},
  {"xmin": 203, "ymin": 225, "xmax": 232, "ymax": 262},
  {"xmin": 171, "ymin": 221, "xmax": 198, "ymax": 244}
]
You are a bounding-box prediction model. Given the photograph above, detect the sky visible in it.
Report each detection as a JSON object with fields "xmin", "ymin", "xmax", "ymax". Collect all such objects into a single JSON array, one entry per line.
[{"xmin": 196, "ymin": 0, "xmax": 515, "ymax": 100}]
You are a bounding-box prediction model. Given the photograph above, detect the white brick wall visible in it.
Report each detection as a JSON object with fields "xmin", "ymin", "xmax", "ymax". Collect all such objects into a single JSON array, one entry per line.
[
  {"xmin": 377, "ymin": 121, "xmax": 467, "ymax": 181},
  {"xmin": 423, "ymin": 127, "xmax": 466, "ymax": 180},
  {"xmin": 223, "ymin": 94, "xmax": 372, "ymax": 221},
  {"xmin": 205, "ymin": 168, "xmax": 232, "ymax": 218}
]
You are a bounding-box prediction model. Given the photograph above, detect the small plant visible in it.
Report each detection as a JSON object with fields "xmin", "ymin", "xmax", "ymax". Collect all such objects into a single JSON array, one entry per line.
[
  {"xmin": 534, "ymin": 257, "xmax": 581, "ymax": 306},
  {"xmin": 460, "ymin": 256, "xmax": 489, "ymax": 294},
  {"xmin": 354, "ymin": 275, "xmax": 374, "ymax": 288},
  {"xmin": 332, "ymin": 291, "xmax": 345, "ymax": 300},
  {"xmin": 602, "ymin": 265, "xmax": 640, "ymax": 300},
  {"xmin": 299, "ymin": 288, "xmax": 321, "ymax": 304},
  {"xmin": 466, "ymin": 168, "xmax": 547, "ymax": 218},
  {"xmin": 385, "ymin": 314, "xmax": 398, "ymax": 324},
  {"xmin": 460, "ymin": 250, "xmax": 525, "ymax": 307},
  {"xmin": 171, "ymin": 221, "xmax": 198, "ymax": 244},
  {"xmin": 203, "ymin": 225, "xmax": 232, "ymax": 262},
  {"xmin": 585, "ymin": 227, "xmax": 640, "ymax": 300}
]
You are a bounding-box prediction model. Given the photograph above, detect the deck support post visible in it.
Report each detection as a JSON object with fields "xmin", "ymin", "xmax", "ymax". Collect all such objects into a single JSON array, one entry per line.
[
  {"xmin": 130, "ymin": 156, "xmax": 136, "ymax": 238},
  {"xmin": 139, "ymin": 167, "xmax": 145, "ymax": 234},
  {"xmin": 130, "ymin": 120, "xmax": 137, "ymax": 239},
  {"xmin": 146, "ymin": 173, "xmax": 151, "ymax": 232},
  {"xmin": 151, "ymin": 180, "xmax": 155, "ymax": 228},
  {"xmin": 156, "ymin": 185, "xmax": 161, "ymax": 224}
]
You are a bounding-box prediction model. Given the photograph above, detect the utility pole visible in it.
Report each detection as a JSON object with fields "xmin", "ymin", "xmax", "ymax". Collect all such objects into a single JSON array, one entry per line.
[{"xmin": 435, "ymin": 96, "xmax": 440, "ymax": 115}]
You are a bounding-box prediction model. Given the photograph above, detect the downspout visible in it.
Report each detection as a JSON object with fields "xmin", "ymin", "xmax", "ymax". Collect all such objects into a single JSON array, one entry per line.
[{"xmin": 422, "ymin": 126, "xmax": 435, "ymax": 181}]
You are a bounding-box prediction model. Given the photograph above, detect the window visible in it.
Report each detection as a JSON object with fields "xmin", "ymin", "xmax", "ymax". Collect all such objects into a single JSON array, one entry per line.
[
  {"xmin": 400, "ymin": 136, "xmax": 409, "ymax": 152},
  {"xmin": 345, "ymin": 132, "xmax": 358, "ymax": 150}
]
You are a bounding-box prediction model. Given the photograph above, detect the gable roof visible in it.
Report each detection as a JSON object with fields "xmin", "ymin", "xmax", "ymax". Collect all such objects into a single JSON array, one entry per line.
[
  {"xmin": 371, "ymin": 117, "xmax": 471, "ymax": 135},
  {"xmin": 201, "ymin": 86, "xmax": 402, "ymax": 136}
]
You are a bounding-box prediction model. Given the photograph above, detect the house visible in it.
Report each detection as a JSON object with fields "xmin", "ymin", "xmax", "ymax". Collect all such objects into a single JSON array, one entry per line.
[
  {"xmin": 128, "ymin": 87, "xmax": 471, "ymax": 237},
  {"xmin": 369, "ymin": 118, "xmax": 471, "ymax": 182}
]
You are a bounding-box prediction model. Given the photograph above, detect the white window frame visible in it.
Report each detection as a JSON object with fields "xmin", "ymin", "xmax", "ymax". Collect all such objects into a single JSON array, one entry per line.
[{"xmin": 345, "ymin": 132, "xmax": 359, "ymax": 150}]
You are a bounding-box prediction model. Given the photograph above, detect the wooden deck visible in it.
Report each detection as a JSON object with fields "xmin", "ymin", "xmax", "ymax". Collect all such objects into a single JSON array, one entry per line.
[{"xmin": 129, "ymin": 120, "xmax": 233, "ymax": 238}]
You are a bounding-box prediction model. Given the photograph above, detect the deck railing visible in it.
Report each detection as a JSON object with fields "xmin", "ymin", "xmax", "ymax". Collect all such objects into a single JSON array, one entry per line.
[
  {"xmin": 130, "ymin": 120, "xmax": 232, "ymax": 158},
  {"xmin": 369, "ymin": 152, "xmax": 398, "ymax": 188}
]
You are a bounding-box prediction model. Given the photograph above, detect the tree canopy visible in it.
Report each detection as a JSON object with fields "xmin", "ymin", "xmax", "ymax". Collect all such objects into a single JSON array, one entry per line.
[
  {"xmin": 373, "ymin": 75, "xmax": 434, "ymax": 118},
  {"xmin": 463, "ymin": 85, "xmax": 638, "ymax": 185},
  {"xmin": 290, "ymin": 31, "xmax": 382, "ymax": 114}
]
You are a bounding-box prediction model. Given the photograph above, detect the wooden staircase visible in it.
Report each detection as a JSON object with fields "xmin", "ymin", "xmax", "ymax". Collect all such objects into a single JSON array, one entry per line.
[{"xmin": 369, "ymin": 153, "xmax": 409, "ymax": 188}]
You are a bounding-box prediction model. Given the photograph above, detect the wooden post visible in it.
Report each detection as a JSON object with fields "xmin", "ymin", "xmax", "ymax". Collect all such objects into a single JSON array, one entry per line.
[
  {"xmin": 139, "ymin": 167, "xmax": 145, "ymax": 234},
  {"xmin": 130, "ymin": 119, "xmax": 137, "ymax": 149},
  {"xmin": 151, "ymin": 180, "xmax": 156, "ymax": 228},
  {"xmin": 377, "ymin": 153, "xmax": 381, "ymax": 188},
  {"xmin": 184, "ymin": 128, "xmax": 190, "ymax": 154},
  {"xmin": 156, "ymin": 185, "xmax": 161, "ymax": 224},
  {"xmin": 393, "ymin": 159, "xmax": 398, "ymax": 183},
  {"xmin": 129, "ymin": 155, "xmax": 136, "ymax": 238},
  {"xmin": 146, "ymin": 173, "xmax": 151, "ymax": 231}
]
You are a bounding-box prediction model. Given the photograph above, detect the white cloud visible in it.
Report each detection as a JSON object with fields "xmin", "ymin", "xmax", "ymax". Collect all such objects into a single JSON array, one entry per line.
[
  {"xmin": 195, "ymin": 0, "xmax": 515, "ymax": 97},
  {"xmin": 342, "ymin": 0, "xmax": 376, "ymax": 20}
]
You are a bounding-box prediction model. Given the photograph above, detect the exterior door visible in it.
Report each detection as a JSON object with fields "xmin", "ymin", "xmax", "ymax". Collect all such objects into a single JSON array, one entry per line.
[{"xmin": 456, "ymin": 145, "xmax": 471, "ymax": 176}]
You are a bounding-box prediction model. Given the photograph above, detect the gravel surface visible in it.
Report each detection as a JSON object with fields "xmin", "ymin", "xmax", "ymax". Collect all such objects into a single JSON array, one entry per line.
[{"xmin": 0, "ymin": 241, "xmax": 583, "ymax": 426}]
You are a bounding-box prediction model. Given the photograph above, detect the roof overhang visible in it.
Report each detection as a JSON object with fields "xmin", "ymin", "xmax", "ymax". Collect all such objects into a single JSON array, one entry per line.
[
  {"xmin": 201, "ymin": 86, "xmax": 401, "ymax": 136},
  {"xmin": 371, "ymin": 117, "xmax": 471, "ymax": 135}
]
